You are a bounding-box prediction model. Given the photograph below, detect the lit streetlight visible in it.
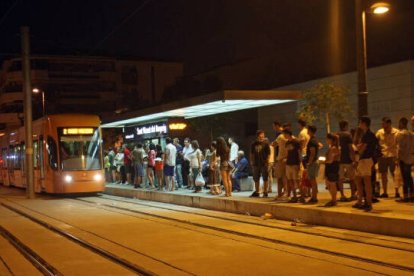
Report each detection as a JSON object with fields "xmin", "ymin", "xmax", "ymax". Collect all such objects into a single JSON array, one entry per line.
[
  {"xmin": 32, "ymin": 87, "xmax": 45, "ymax": 117},
  {"xmin": 355, "ymin": 0, "xmax": 390, "ymax": 118}
]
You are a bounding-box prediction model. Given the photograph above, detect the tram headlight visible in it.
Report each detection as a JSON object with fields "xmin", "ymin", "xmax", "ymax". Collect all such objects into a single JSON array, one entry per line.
[
  {"xmin": 93, "ymin": 173, "xmax": 102, "ymax": 182},
  {"xmin": 64, "ymin": 175, "xmax": 73, "ymax": 183}
]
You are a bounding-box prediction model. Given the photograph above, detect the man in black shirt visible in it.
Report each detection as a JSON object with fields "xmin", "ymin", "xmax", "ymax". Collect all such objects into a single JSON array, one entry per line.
[
  {"xmin": 250, "ymin": 130, "xmax": 271, "ymax": 197},
  {"xmin": 354, "ymin": 116, "xmax": 377, "ymax": 211},
  {"xmin": 283, "ymin": 129, "xmax": 301, "ymax": 202},
  {"xmin": 304, "ymin": 125, "xmax": 319, "ymax": 204},
  {"xmin": 338, "ymin": 121, "xmax": 356, "ymax": 201}
]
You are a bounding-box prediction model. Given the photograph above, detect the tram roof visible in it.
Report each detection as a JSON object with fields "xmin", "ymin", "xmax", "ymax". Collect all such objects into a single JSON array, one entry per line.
[{"xmin": 101, "ymin": 90, "xmax": 302, "ymax": 128}]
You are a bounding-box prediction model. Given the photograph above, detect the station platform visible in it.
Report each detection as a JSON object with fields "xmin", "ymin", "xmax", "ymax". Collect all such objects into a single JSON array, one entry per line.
[{"xmin": 104, "ymin": 182, "xmax": 414, "ymax": 239}]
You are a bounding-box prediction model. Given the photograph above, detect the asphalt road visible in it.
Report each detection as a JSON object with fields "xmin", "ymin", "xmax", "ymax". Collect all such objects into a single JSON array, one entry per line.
[{"xmin": 0, "ymin": 188, "xmax": 413, "ymax": 276}]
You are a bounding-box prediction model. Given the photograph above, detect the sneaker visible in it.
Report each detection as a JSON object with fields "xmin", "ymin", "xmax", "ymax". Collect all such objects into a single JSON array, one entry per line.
[
  {"xmin": 339, "ymin": 196, "xmax": 348, "ymax": 202},
  {"xmin": 352, "ymin": 203, "xmax": 364, "ymax": 209},
  {"xmin": 379, "ymin": 193, "xmax": 388, "ymax": 198},
  {"xmin": 324, "ymin": 201, "xmax": 337, "ymax": 207},
  {"xmin": 287, "ymin": 197, "xmax": 298, "ymax": 203},
  {"xmin": 372, "ymin": 198, "xmax": 380, "ymax": 203},
  {"xmin": 263, "ymin": 192, "xmax": 268, "ymax": 198},
  {"xmin": 363, "ymin": 204, "xmax": 373, "ymax": 212},
  {"xmin": 298, "ymin": 197, "xmax": 306, "ymax": 203},
  {"xmin": 395, "ymin": 192, "xmax": 401, "ymax": 198},
  {"xmin": 349, "ymin": 195, "xmax": 357, "ymax": 201},
  {"xmin": 396, "ymin": 198, "xmax": 410, "ymax": 203},
  {"xmin": 250, "ymin": 191, "xmax": 260, "ymax": 198}
]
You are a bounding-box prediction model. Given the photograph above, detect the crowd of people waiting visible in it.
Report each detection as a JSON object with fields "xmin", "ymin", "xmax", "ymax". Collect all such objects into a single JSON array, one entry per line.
[{"xmin": 104, "ymin": 115, "xmax": 414, "ymax": 212}]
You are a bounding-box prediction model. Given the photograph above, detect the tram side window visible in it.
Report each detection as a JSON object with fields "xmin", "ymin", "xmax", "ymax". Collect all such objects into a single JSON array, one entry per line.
[
  {"xmin": 7, "ymin": 146, "xmax": 14, "ymax": 169},
  {"xmin": 1, "ymin": 148, "xmax": 6, "ymax": 168},
  {"xmin": 20, "ymin": 143, "xmax": 25, "ymax": 171},
  {"xmin": 46, "ymin": 136, "xmax": 58, "ymax": 170},
  {"xmin": 33, "ymin": 140, "xmax": 39, "ymax": 168},
  {"xmin": 13, "ymin": 145, "xmax": 22, "ymax": 169}
]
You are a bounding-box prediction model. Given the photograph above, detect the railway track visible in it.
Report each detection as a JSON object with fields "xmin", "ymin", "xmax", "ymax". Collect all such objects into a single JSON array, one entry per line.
[
  {"xmin": 1, "ymin": 193, "xmax": 413, "ymax": 275},
  {"xmin": 0, "ymin": 202, "xmax": 155, "ymax": 276},
  {"xmin": 97, "ymin": 194, "xmax": 414, "ymax": 252},
  {"xmin": 72, "ymin": 196, "xmax": 414, "ymax": 274},
  {"xmin": 0, "ymin": 225, "xmax": 59, "ymax": 276}
]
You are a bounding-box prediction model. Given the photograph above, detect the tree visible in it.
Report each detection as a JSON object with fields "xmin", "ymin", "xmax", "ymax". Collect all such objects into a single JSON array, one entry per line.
[{"xmin": 297, "ymin": 82, "xmax": 354, "ymax": 133}]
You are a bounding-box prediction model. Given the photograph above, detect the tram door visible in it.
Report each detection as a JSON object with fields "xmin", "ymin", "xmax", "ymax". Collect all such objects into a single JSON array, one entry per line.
[
  {"xmin": 39, "ymin": 136, "xmax": 45, "ymax": 191},
  {"xmin": 32, "ymin": 137, "xmax": 46, "ymax": 192},
  {"xmin": 33, "ymin": 140, "xmax": 40, "ymax": 192}
]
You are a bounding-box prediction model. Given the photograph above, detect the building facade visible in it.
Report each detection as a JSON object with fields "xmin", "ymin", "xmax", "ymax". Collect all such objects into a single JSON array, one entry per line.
[
  {"xmin": 0, "ymin": 55, "xmax": 183, "ymax": 131},
  {"xmin": 259, "ymin": 60, "xmax": 414, "ymax": 140}
]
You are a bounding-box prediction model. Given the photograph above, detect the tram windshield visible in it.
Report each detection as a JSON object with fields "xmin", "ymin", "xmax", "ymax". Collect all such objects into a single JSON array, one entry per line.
[{"xmin": 59, "ymin": 127, "xmax": 102, "ymax": 171}]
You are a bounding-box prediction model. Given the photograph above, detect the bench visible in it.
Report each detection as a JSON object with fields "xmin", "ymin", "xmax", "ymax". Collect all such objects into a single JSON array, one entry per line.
[{"xmin": 239, "ymin": 176, "xmax": 254, "ymax": 191}]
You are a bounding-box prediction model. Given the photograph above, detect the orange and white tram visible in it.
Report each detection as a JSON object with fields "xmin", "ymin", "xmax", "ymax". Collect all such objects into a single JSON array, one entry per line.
[{"xmin": 0, "ymin": 114, "xmax": 105, "ymax": 193}]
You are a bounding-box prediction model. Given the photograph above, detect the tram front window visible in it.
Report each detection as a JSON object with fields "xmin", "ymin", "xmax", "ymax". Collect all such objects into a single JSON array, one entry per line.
[{"xmin": 59, "ymin": 128, "xmax": 102, "ymax": 171}]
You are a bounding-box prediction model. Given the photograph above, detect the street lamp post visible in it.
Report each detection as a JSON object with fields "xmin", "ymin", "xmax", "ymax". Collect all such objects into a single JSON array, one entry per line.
[
  {"xmin": 355, "ymin": 0, "xmax": 390, "ymax": 118},
  {"xmin": 32, "ymin": 88, "xmax": 45, "ymax": 117}
]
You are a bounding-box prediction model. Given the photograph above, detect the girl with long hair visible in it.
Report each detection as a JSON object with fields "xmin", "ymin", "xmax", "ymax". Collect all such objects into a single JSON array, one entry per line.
[
  {"xmin": 146, "ymin": 144, "xmax": 156, "ymax": 188},
  {"xmin": 186, "ymin": 140, "xmax": 203, "ymax": 192}
]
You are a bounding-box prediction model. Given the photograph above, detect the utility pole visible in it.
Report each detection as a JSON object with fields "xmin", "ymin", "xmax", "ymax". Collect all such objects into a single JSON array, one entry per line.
[
  {"xmin": 355, "ymin": 0, "xmax": 368, "ymax": 118},
  {"xmin": 21, "ymin": 26, "xmax": 35, "ymax": 199}
]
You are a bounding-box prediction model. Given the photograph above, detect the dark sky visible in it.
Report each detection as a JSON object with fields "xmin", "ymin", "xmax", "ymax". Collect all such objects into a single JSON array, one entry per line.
[{"xmin": 1, "ymin": 0, "xmax": 414, "ymax": 86}]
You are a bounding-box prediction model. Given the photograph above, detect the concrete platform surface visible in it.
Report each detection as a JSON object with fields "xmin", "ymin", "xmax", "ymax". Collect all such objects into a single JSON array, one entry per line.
[{"xmin": 104, "ymin": 183, "xmax": 414, "ymax": 238}]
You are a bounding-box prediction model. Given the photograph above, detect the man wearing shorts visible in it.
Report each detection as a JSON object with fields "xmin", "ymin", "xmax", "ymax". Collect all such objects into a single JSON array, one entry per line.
[
  {"xmin": 354, "ymin": 116, "xmax": 377, "ymax": 212},
  {"xmin": 376, "ymin": 117, "xmax": 399, "ymax": 198},
  {"xmin": 164, "ymin": 137, "xmax": 177, "ymax": 191},
  {"xmin": 304, "ymin": 125, "xmax": 319, "ymax": 204},
  {"xmin": 250, "ymin": 130, "xmax": 270, "ymax": 198},
  {"xmin": 274, "ymin": 124, "xmax": 288, "ymax": 198},
  {"xmin": 338, "ymin": 120, "xmax": 356, "ymax": 201},
  {"xmin": 284, "ymin": 129, "xmax": 301, "ymax": 203}
]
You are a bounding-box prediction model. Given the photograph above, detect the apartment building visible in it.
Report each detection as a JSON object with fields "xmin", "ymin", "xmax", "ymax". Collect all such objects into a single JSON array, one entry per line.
[{"xmin": 0, "ymin": 55, "xmax": 183, "ymax": 130}]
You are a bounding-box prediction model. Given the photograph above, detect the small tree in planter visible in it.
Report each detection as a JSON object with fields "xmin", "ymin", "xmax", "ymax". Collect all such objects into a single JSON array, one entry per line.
[{"xmin": 297, "ymin": 82, "xmax": 354, "ymax": 133}]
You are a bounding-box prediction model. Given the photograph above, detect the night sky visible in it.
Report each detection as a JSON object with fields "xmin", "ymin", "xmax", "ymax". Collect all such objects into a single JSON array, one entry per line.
[{"xmin": 1, "ymin": 0, "xmax": 414, "ymax": 88}]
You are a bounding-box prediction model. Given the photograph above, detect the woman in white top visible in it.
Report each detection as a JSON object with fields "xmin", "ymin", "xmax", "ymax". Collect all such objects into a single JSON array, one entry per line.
[{"xmin": 185, "ymin": 140, "xmax": 203, "ymax": 193}]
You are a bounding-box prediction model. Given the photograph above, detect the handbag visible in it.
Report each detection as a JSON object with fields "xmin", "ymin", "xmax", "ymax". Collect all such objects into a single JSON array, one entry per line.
[
  {"xmin": 195, "ymin": 173, "xmax": 205, "ymax": 187},
  {"xmin": 210, "ymin": 184, "xmax": 222, "ymax": 195}
]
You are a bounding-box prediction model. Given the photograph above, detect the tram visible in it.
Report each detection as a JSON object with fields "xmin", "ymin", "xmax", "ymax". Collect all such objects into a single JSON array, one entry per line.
[{"xmin": 0, "ymin": 114, "xmax": 105, "ymax": 193}]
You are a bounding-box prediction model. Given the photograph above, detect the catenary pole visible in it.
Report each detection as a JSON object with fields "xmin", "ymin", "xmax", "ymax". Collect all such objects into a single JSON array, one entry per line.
[{"xmin": 21, "ymin": 26, "xmax": 35, "ymax": 199}]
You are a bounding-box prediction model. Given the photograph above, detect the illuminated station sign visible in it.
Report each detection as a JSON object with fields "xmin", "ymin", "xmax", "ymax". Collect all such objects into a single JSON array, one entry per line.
[{"xmin": 124, "ymin": 119, "xmax": 187, "ymax": 140}]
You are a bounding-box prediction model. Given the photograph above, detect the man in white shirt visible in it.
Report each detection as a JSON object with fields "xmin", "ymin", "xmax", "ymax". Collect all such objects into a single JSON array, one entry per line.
[
  {"xmin": 274, "ymin": 124, "xmax": 290, "ymax": 198},
  {"xmin": 376, "ymin": 117, "xmax": 399, "ymax": 198},
  {"xmin": 228, "ymin": 137, "xmax": 239, "ymax": 166},
  {"xmin": 181, "ymin": 138, "xmax": 193, "ymax": 187},
  {"xmin": 164, "ymin": 137, "xmax": 177, "ymax": 191},
  {"xmin": 298, "ymin": 119, "xmax": 310, "ymax": 156}
]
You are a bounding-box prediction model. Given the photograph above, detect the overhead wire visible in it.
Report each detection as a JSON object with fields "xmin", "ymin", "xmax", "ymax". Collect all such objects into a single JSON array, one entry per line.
[{"xmin": 92, "ymin": 0, "xmax": 155, "ymax": 51}]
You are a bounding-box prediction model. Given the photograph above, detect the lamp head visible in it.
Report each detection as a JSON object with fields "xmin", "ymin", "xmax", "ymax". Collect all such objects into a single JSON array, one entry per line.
[{"xmin": 370, "ymin": 2, "xmax": 390, "ymax": 14}]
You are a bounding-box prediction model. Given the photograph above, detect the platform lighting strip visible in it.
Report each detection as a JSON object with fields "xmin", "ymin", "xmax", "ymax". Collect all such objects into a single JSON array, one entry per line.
[{"xmin": 101, "ymin": 99, "xmax": 293, "ymax": 128}]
